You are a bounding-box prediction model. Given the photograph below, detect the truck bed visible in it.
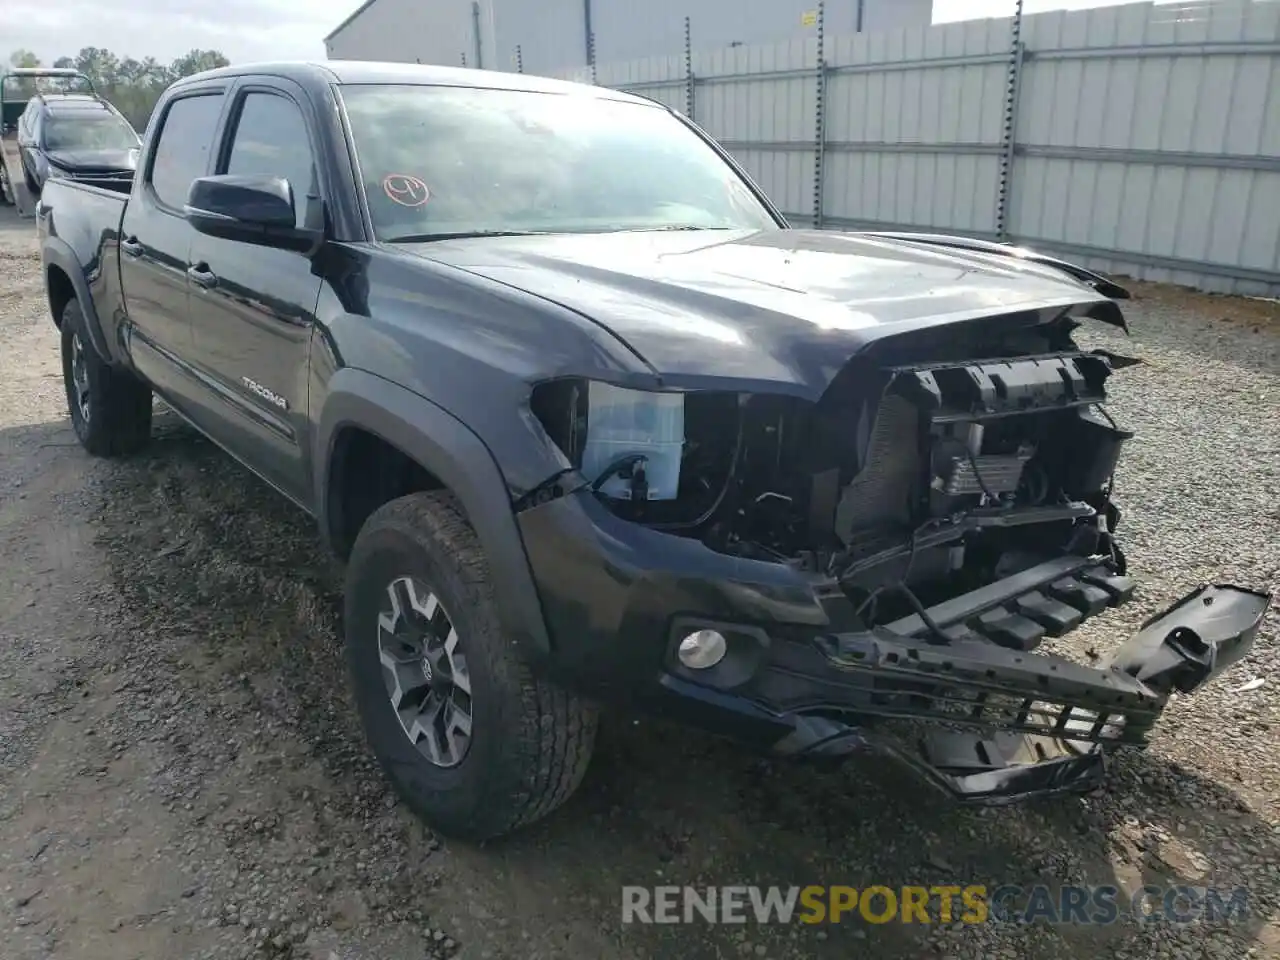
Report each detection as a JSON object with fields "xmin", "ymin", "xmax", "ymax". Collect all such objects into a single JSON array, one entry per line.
[{"xmin": 39, "ymin": 175, "xmax": 130, "ymax": 227}]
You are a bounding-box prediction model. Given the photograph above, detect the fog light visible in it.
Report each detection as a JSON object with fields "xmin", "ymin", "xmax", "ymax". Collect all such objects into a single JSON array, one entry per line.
[{"xmin": 677, "ymin": 629, "xmax": 727, "ymax": 669}]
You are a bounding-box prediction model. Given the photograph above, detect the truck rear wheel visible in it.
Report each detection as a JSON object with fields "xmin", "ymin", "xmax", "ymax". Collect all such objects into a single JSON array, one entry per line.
[
  {"xmin": 60, "ymin": 300, "xmax": 152, "ymax": 457},
  {"xmin": 344, "ymin": 491, "xmax": 598, "ymax": 841}
]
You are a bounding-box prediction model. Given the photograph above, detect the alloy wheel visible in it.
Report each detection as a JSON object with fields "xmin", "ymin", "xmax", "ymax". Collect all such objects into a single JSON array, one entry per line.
[
  {"xmin": 377, "ymin": 575, "xmax": 473, "ymax": 767},
  {"xmin": 70, "ymin": 333, "xmax": 91, "ymax": 425}
]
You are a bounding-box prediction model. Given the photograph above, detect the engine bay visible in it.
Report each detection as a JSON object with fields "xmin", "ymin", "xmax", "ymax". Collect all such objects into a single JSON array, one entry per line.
[{"xmin": 530, "ymin": 316, "xmax": 1136, "ymax": 638}]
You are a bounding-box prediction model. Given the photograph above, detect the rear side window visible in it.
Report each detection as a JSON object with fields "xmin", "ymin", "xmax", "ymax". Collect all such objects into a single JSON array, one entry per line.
[
  {"xmin": 222, "ymin": 92, "xmax": 315, "ymax": 226},
  {"xmin": 149, "ymin": 93, "xmax": 224, "ymax": 210}
]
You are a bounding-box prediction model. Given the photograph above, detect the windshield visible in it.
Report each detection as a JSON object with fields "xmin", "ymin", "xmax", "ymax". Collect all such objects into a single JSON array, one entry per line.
[
  {"xmin": 338, "ymin": 83, "xmax": 777, "ymax": 241},
  {"xmin": 44, "ymin": 114, "xmax": 139, "ymax": 153}
]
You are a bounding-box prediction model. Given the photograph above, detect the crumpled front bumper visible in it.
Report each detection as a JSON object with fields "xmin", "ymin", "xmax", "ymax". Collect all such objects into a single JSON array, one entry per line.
[
  {"xmin": 517, "ymin": 491, "xmax": 1271, "ymax": 805},
  {"xmin": 790, "ymin": 581, "xmax": 1271, "ymax": 803}
]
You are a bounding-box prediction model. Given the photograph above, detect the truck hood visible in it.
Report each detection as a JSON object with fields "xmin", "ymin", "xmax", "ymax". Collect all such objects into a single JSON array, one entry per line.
[
  {"xmin": 403, "ymin": 228, "xmax": 1124, "ymax": 397},
  {"xmin": 45, "ymin": 147, "xmax": 138, "ymax": 173}
]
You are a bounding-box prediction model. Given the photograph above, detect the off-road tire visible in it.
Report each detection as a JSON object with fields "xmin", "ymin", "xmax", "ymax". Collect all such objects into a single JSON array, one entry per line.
[
  {"xmin": 60, "ymin": 299, "xmax": 152, "ymax": 456},
  {"xmin": 344, "ymin": 490, "xmax": 598, "ymax": 841}
]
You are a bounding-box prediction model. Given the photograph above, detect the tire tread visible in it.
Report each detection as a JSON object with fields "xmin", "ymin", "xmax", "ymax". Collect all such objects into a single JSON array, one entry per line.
[
  {"xmin": 61, "ymin": 300, "xmax": 151, "ymax": 457},
  {"xmin": 347, "ymin": 490, "xmax": 596, "ymax": 839}
]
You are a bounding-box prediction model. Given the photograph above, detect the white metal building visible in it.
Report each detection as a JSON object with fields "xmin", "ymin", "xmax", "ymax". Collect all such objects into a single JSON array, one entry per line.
[{"xmin": 324, "ymin": 0, "xmax": 934, "ymax": 76}]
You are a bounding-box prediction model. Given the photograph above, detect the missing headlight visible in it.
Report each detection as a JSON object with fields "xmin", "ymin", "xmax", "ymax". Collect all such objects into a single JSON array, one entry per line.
[
  {"xmin": 580, "ymin": 382, "xmax": 685, "ymax": 501},
  {"xmin": 530, "ymin": 379, "xmax": 742, "ymax": 527}
]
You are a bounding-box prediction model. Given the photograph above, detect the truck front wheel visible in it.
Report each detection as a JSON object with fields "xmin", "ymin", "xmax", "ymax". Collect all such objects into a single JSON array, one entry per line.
[
  {"xmin": 60, "ymin": 300, "xmax": 152, "ymax": 456},
  {"xmin": 344, "ymin": 490, "xmax": 598, "ymax": 841}
]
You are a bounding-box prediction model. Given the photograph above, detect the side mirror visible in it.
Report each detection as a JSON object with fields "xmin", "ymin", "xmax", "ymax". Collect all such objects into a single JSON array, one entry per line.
[{"xmin": 184, "ymin": 174, "xmax": 321, "ymax": 254}]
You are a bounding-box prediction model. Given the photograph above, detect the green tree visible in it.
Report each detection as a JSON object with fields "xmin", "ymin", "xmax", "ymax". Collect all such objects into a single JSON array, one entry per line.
[
  {"xmin": 7, "ymin": 46, "xmax": 231, "ymax": 131},
  {"xmin": 73, "ymin": 47, "xmax": 121, "ymax": 88},
  {"xmin": 6, "ymin": 49, "xmax": 42, "ymax": 98},
  {"xmin": 169, "ymin": 49, "xmax": 230, "ymax": 79}
]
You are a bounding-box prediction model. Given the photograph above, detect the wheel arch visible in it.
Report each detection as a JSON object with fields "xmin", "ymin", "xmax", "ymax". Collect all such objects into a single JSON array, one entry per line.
[
  {"xmin": 41, "ymin": 238, "xmax": 114, "ymax": 361},
  {"xmin": 317, "ymin": 368, "xmax": 553, "ymax": 661}
]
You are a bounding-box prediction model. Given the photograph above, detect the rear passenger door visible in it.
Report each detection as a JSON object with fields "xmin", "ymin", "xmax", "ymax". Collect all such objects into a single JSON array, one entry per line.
[
  {"xmin": 118, "ymin": 86, "xmax": 227, "ymax": 404},
  {"xmin": 183, "ymin": 79, "xmax": 323, "ymax": 505}
]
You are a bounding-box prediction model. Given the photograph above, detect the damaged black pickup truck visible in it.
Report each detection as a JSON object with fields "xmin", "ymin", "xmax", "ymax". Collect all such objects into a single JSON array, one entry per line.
[{"xmin": 39, "ymin": 61, "xmax": 1270, "ymax": 841}]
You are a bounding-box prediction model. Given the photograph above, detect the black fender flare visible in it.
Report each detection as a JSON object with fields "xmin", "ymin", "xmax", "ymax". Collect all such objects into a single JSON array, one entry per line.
[
  {"xmin": 41, "ymin": 236, "xmax": 115, "ymax": 362},
  {"xmin": 315, "ymin": 368, "xmax": 553, "ymax": 660}
]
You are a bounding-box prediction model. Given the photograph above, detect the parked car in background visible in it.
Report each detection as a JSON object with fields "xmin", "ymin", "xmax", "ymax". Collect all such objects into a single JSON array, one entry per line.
[{"xmin": 16, "ymin": 92, "xmax": 140, "ymax": 194}]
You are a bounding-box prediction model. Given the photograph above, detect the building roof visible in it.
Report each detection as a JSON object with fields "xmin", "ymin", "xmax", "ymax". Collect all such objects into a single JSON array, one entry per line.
[{"xmin": 324, "ymin": 0, "xmax": 381, "ymax": 42}]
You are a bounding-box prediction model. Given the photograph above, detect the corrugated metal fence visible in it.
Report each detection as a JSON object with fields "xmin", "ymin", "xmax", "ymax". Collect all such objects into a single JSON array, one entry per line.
[{"xmin": 549, "ymin": 0, "xmax": 1280, "ymax": 295}]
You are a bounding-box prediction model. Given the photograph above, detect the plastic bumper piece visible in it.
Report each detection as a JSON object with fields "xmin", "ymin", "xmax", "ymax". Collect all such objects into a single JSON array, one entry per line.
[{"xmin": 811, "ymin": 582, "xmax": 1270, "ymax": 803}]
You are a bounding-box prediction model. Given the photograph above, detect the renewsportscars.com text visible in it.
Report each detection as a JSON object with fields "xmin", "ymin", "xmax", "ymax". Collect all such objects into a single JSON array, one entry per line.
[{"xmin": 621, "ymin": 884, "xmax": 1251, "ymax": 926}]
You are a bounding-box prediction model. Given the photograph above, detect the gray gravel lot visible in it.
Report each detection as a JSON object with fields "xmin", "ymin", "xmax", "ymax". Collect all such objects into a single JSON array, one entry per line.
[{"xmin": 0, "ymin": 203, "xmax": 1277, "ymax": 960}]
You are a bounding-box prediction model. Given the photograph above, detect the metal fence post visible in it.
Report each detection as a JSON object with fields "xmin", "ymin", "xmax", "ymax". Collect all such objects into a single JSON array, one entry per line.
[
  {"xmin": 813, "ymin": 0, "xmax": 827, "ymax": 230},
  {"xmin": 684, "ymin": 16, "xmax": 695, "ymax": 120},
  {"xmin": 589, "ymin": 30, "xmax": 598, "ymax": 84},
  {"xmin": 515, "ymin": 45, "xmax": 524, "ymax": 73},
  {"xmin": 471, "ymin": 0, "xmax": 484, "ymax": 70},
  {"xmin": 996, "ymin": 0, "xmax": 1025, "ymax": 242}
]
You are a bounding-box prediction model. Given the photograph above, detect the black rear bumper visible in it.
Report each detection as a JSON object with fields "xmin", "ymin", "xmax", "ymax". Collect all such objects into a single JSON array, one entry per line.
[{"xmin": 517, "ymin": 492, "xmax": 1271, "ymax": 804}]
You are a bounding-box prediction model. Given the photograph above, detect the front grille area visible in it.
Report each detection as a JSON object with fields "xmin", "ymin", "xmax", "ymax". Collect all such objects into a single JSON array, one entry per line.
[
  {"xmin": 817, "ymin": 562, "xmax": 1151, "ymax": 745},
  {"xmin": 943, "ymin": 448, "xmax": 1032, "ymax": 496},
  {"xmin": 834, "ymin": 394, "xmax": 920, "ymax": 544}
]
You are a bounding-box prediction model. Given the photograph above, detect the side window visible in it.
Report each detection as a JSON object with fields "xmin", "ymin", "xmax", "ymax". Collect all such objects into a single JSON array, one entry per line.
[
  {"xmin": 223, "ymin": 93, "xmax": 314, "ymax": 226},
  {"xmin": 149, "ymin": 93, "xmax": 224, "ymax": 211}
]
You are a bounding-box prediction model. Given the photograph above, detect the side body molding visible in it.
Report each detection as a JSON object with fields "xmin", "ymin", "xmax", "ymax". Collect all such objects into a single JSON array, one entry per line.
[{"xmin": 315, "ymin": 368, "xmax": 553, "ymax": 660}]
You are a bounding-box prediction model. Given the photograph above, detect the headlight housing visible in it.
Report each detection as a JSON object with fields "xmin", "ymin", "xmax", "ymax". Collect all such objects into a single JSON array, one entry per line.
[
  {"xmin": 579, "ymin": 381, "xmax": 685, "ymax": 501},
  {"xmin": 532, "ymin": 379, "xmax": 685, "ymax": 501},
  {"xmin": 530, "ymin": 378, "xmax": 742, "ymax": 525}
]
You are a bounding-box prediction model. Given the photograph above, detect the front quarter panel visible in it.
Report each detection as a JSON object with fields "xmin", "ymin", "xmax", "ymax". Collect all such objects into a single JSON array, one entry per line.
[
  {"xmin": 313, "ymin": 366, "xmax": 555, "ymax": 660},
  {"xmin": 309, "ymin": 243, "xmax": 656, "ymax": 495},
  {"xmin": 306, "ymin": 242, "xmax": 664, "ymax": 662}
]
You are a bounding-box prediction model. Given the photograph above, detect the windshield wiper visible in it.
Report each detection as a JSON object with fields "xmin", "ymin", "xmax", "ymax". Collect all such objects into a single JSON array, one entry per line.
[
  {"xmin": 383, "ymin": 230, "xmax": 551, "ymax": 243},
  {"xmin": 622, "ymin": 225, "xmax": 735, "ymax": 232}
]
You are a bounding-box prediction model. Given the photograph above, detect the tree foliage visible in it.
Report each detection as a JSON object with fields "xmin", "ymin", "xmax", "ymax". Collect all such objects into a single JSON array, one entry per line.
[{"xmin": 5, "ymin": 47, "xmax": 229, "ymax": 131}]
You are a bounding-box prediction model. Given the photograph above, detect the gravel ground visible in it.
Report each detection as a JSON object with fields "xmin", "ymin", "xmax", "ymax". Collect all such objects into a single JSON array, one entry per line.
[{"xmin": 0, "ymin": 203, "xmax": 1277, "ymax": 960}]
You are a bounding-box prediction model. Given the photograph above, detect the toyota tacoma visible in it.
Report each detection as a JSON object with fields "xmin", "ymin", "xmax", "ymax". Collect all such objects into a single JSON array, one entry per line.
[{"xmin": 37, "ymin": 61, "xmax": 1271, "ymax": 841}]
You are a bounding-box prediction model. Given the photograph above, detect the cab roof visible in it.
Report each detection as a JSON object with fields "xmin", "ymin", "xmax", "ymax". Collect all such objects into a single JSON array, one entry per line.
[{"xmin": 170, "ymin": 60, "xmax": 652, "ymax": 107}]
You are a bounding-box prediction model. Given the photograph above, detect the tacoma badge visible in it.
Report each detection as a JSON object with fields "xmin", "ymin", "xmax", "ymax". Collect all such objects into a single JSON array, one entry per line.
[{"xmin": 241, "ymin": 377, "xmax": 287, "ymax": 411}]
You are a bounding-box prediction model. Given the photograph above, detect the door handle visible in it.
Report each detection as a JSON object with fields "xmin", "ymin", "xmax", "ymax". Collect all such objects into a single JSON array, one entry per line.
[
  {"xmin": 187, "ymin": 263, "xmax": 218, "ymax": 290},
  {"xmin": 121, "ymin": 236, "xmax": 144, "ymax": 258}
]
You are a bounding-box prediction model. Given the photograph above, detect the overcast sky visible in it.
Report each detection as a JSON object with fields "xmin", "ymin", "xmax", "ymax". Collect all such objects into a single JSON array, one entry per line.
[
  {"xmin": 4, "ymin": 0, "xmax": 358, "ymax": 64},
  {"xmin": 3, "ymin": 0, "xmax": 1163, "ymax": 66}
]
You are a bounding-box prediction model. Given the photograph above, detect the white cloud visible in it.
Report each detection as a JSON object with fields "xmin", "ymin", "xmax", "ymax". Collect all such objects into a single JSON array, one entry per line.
[
  {"xmin": 2, "ymin": 0, "xmax": 360, "ymax": 64},
  {"xmin": 933, "ymin": 0, "xmax": 1188, "ymax": 23}
]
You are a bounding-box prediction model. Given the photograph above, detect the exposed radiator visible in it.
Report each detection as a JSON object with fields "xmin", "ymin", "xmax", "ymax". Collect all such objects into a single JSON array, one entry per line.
[
  {"xmin": 943, "ymin": 447, "xmax": 1032, "ymax": 496},
  {"xmin": 834, "ymin": 394, "xmax": 920, "ymax": 545}
]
